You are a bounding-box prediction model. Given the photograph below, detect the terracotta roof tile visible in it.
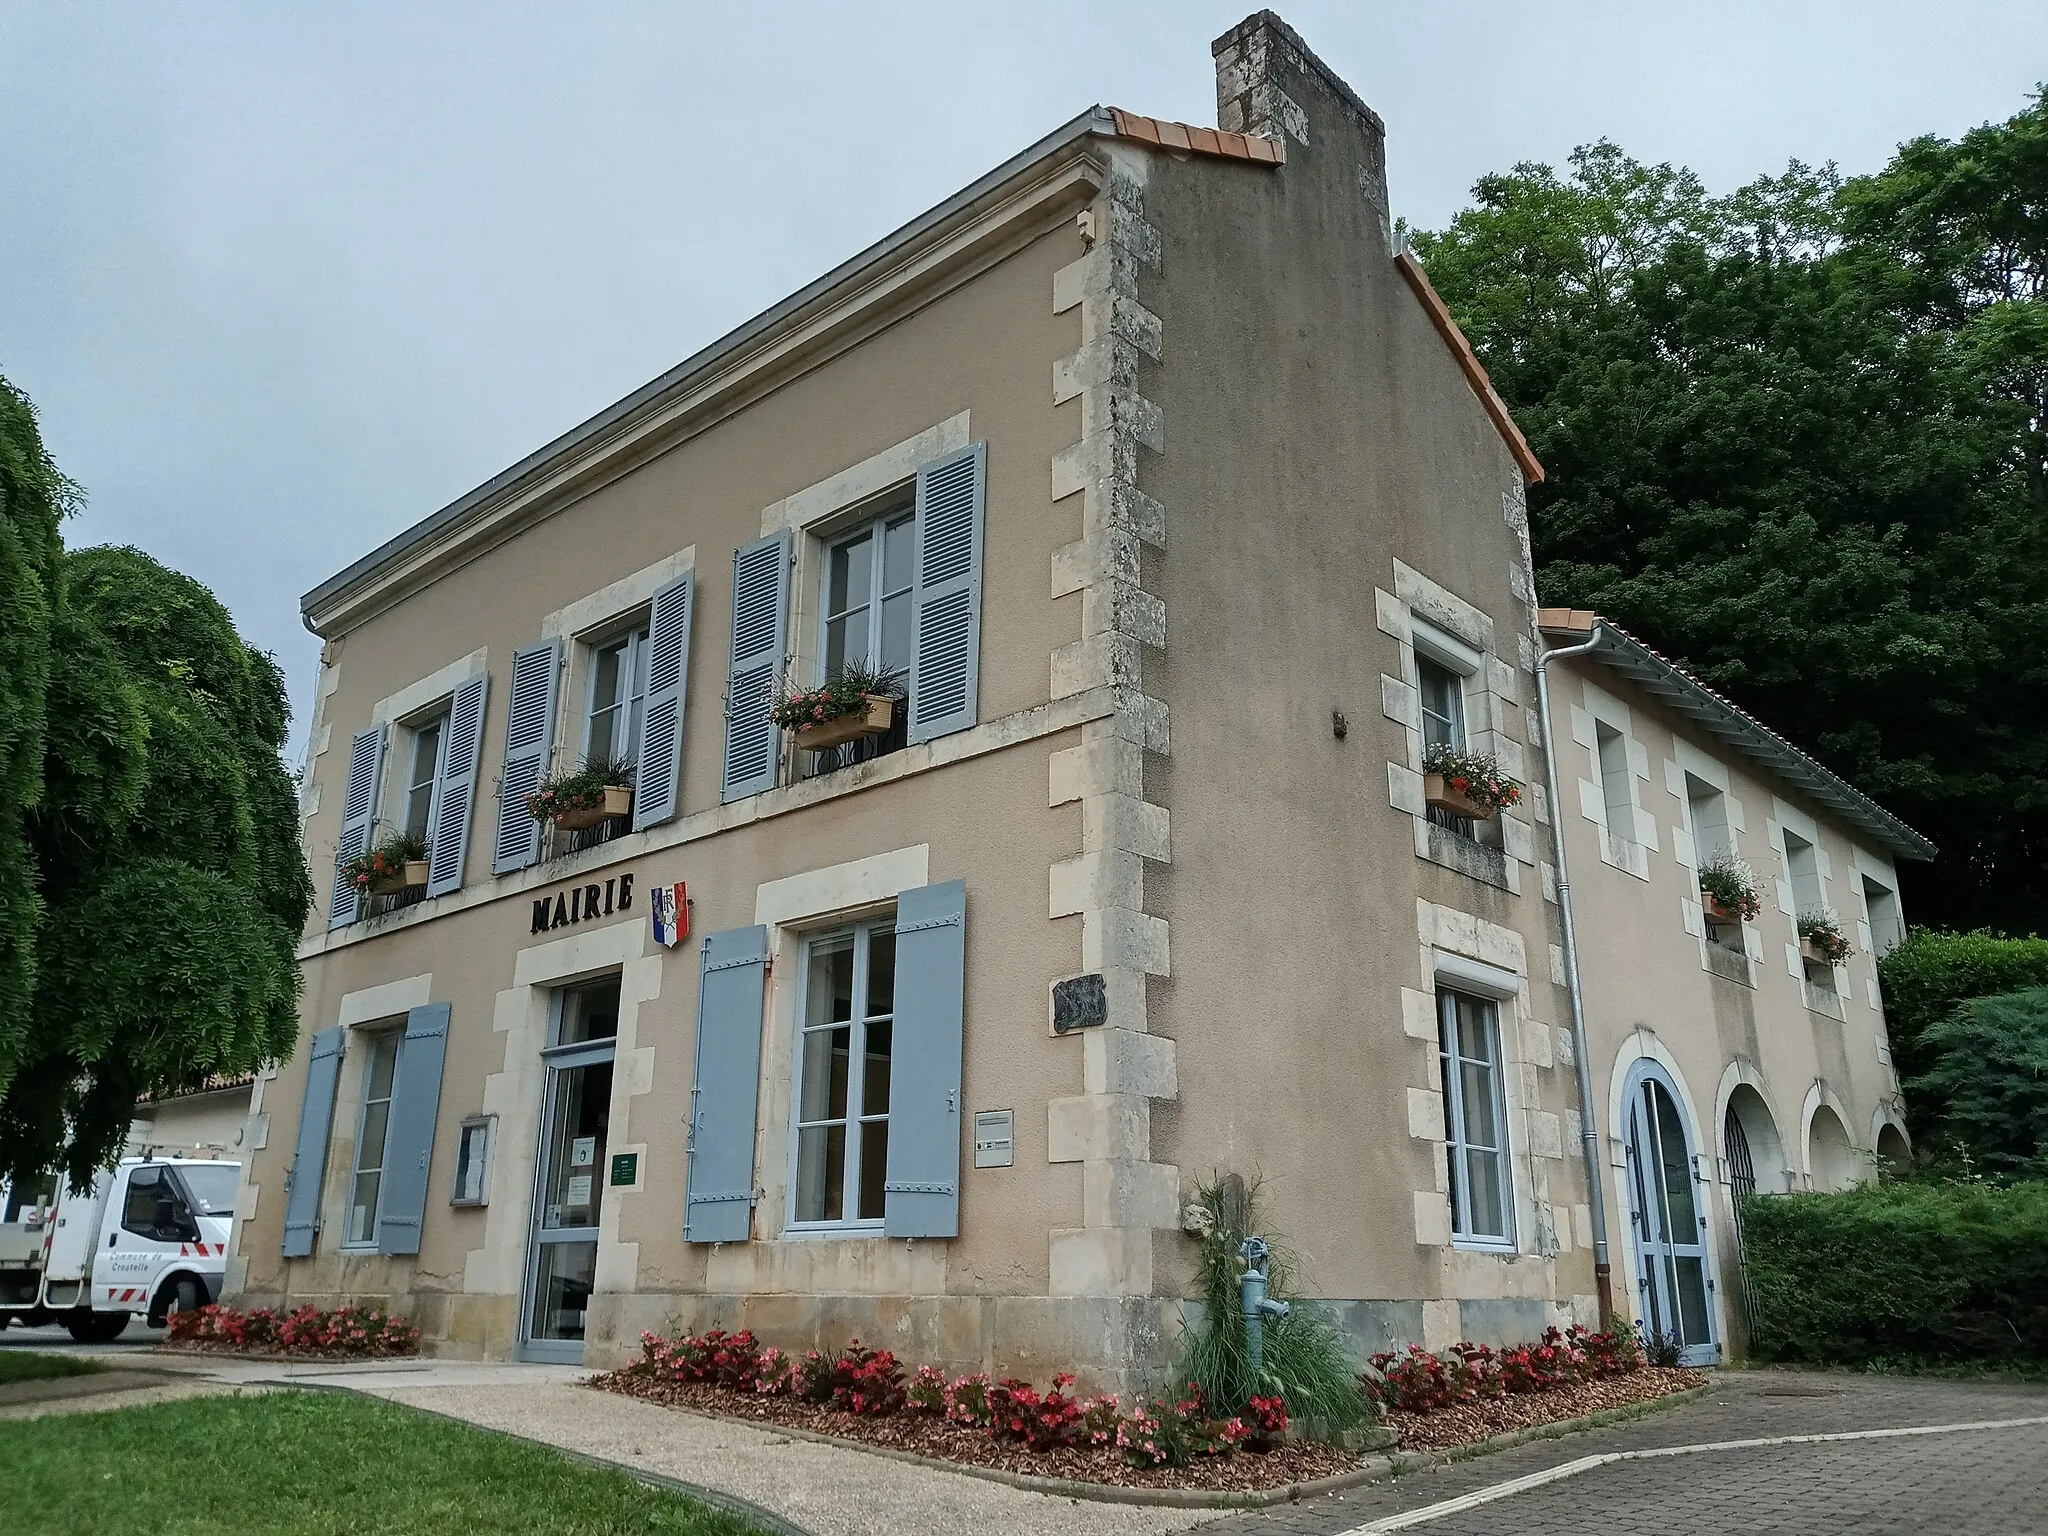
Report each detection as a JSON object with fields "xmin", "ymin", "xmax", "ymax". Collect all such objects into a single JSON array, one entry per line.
[{"xmin": 1107, "ymin": 108, "xmax": 1285, "ymax": 165}]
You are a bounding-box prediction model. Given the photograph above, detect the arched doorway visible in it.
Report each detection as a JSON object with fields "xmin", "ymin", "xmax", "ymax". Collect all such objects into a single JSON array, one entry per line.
[
  {"xmin": 1876, "ymin": 1122, "xmax": 1911, "ymax": 1175},
  {"xmin": 1622, "ymin": 1062, "xmax": 1719, "ymax": 1365},
  {"xmin": 1808, "ymin": 1104, "xmax": 1859, "ymax": 1191}
]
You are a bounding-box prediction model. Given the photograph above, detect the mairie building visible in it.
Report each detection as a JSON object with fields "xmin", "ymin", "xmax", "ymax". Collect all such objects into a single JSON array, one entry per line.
[{"xmin": 228, "ymin": 12, "xmax": 1929, "ymax": 1386}]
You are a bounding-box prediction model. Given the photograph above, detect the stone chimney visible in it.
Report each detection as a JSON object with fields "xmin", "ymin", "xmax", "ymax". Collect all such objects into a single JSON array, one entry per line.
[{"xmin": 1213, "ymin": 11, "xmax": 1390, "ymax": 245}]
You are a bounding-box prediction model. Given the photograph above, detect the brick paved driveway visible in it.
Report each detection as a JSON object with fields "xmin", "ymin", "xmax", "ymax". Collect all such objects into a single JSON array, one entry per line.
[{"xmin": 1201, "ymin": 1370, "xmax": 2048, "ymax": 1536}]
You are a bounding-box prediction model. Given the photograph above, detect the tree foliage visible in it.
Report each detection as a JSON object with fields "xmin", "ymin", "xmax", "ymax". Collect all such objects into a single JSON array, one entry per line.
[
  {"xmin": 1876, "ymin": 928, "xmax": 2048, "ymax": 1084},
  {"xmin": 1410, "ymin": 94, "xmax": 2048, "ymax": 932},
  {"xmin": 1907, "ymin": 988, "xmax": 2048, "ymax": 1179},
  {"xmin": 0, "ymin": 377, "xmax": 311, "ymax": 1185}
]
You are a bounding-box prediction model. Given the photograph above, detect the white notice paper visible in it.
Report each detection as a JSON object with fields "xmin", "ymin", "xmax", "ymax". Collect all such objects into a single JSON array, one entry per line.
[
  {"xmin": 566, "ymin": 1175, "xmax": 593, "ymax": 1207},
  {"xmin": 570, "ymin": 1136, "xmax": 596, "ymax": 1167}
]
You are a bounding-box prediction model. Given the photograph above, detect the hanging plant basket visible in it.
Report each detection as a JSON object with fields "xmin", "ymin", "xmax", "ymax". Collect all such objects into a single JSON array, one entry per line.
[
  {"xmin": 1424, "ymin": 772, "xmax": 1495, "ymax": 822},
  {"xmin": 551, "ymin": 786, "xmax": 633, "ymax": 831},
  {"xmin": 791, "ymin": 695, "xmax": 893, "ymax": 751}
]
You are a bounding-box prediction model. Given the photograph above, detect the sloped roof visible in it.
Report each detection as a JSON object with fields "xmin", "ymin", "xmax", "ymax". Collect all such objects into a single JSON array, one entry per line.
[{"xmin": 1539, "ymin": 609, "xmax": 1934, "ymax": 862}]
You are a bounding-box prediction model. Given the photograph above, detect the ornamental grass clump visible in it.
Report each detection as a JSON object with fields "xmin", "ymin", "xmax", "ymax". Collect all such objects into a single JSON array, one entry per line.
[
  {"xmin": 768, "ymin": 662, "xmax": 896, "ymax": 735},
  {"xmin": 525, "ymin": 755, "xmax": 633, "ymax": 824},
  {"xmin": 1696, "ymin": 852, "xmax": 1762, "ymax": 920},
  {"xmin": 1175, "ymin": 1175, "xmax": 1377, "ymax": 1441},
  {"xmin": 1798, "ymin": 908, "xmax": 1854, "ymax": 964},
  {"xmin": 337, "ymin": 830, "xmax": 427, "ymax": 893},
  {"xmin": 1420, "ymin": 743, "xmax": 1524, "ymax": 814}
]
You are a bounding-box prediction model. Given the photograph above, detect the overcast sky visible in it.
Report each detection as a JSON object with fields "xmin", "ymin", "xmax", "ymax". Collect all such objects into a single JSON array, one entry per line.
[{"xmin": 5, "ymin": 1, "xmax": 2043, "ymax": 756}]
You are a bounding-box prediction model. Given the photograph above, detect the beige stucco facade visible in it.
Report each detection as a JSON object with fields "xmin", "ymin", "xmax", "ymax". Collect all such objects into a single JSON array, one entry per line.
[{"xmin": 229, "ymin": 14, "xmax": 1926, "ymax": 1386}]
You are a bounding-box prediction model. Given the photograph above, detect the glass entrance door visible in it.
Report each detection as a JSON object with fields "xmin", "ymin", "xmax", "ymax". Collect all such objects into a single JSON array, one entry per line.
[
  {"xmin": 1622, "ymin": 1066, "xmax": 1719, "ymax": 1366},
  {"xmin": 519, "ymin": 1045, "xmax": 613, "ymax": 1362}
]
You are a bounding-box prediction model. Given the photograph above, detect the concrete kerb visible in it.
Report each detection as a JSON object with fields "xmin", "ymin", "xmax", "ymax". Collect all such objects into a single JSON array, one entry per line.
[{"xmin": 569, "ymin": 1379, "xmax": 1713, "ymax": 1512}]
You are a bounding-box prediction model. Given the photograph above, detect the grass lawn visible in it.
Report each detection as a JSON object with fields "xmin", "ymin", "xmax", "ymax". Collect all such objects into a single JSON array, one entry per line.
[
  {"xmin": 0, "ymin": 1350, "xmax": 106, "ymax": 1383},
  {"xmin": 0, "ymin": 1390, "xmax": 769, "ymax": 1535}
]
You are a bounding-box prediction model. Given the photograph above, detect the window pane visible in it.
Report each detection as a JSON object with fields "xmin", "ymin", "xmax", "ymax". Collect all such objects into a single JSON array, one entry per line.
[
  {"xmin": 882, "ymin": 515, "xmax": 914, "ymax": 594},
  {"xmin": 560, "ymin": 978, "xmax": 621, "ymax": 1044},
  {"xmin": 1459, "ymin": 1062, "xmax": 1500, "ymax": 1151},
  {"xmin": 879, "ymin": 592, "xmax": 911, "ymax": 678},
  {"xmin": 539, "ymin": 1061, "xmax": 610, "ymax": 1227},
  {"xmin": 348, "ymin": 1171, "xmax": 381, "ymax": 1244},
  {"xmin": 807, "ymin": 936, "xmax": 853, "ymax": 1024},
  {"xmin": 798, "ymin": 1026, "xmax": 851, "ymax": 1123},
  {"xmin": 794, "ymin": 1125, "xmax": 846, "ymax": 1223},
  {"xmin": 529, "ymin": 1240, "xmax": 596, "ymax": 1342},
  {"xmin": 828, "ymin": 532, "xmax": 872, "ymax": 615},
  {"xmin": 1652, "ymin": 1084, "xmax": 1699, "ymax": 1232},
  {"xmin": 825, "ymin": 610, "xmax": 869, "ymax": 678},
  {"xmin": 1465, "ymin": 1146, "xmax": 1506, "ymax": 1238},
  {"xmin": 862, "ymin": 1018, "xmax": 893, "ymax": 1119},
  {"xmin": 367, "ymin": 1033, "xmax": 399, "ymax": 1101},
  {"xmin": 865, "ymin": 928, "xmax": 896, "ymax": 1018},
  {"xmin": 1417, "ymin": 659, "xmax": 1463, "ymax": 750},
  {"xmin": 1673, "ymin": 1255, "xmax": 1712, "ymax": 1345},
  {"xmin": 593, "ymin": 641, "xmax": 624, "ymax": 713},
  {"xmin": 411, "ymin": 720, "xmax": 443, "ymax": 791},
  {"xmin": 857, "ymin": 1121, "xmax": 889, "ymax": 1221},
  {"xmin": 358, "ymin": 1099, "xmax": 391, "ymax": 1172},
  {"xmin": 1456, "ymin": 998, "xmax": 1493, "ymax": 1064}
]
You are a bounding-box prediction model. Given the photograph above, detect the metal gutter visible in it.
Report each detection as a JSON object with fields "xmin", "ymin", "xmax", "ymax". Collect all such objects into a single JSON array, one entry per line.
[
  {"xmin": 1538, "ymin": 611, "xmax": 1935, "ymax": 864},
  {"xmin": 300, "ymin": 104, "xmax": 1118, "ymax": 631},
  {"xmin": 1534, "ymin": 621, "xmax": 1615, "ymax": 1328}
]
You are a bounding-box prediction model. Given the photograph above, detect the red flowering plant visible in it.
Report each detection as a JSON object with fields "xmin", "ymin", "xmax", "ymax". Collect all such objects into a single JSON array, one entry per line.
[
  {"xmin": 987, "ymin": 1374, "xmax": 1092, "ymax": 1450},
  {"xmin": 767, "ymin": 662, "xmax": 897, "ymax": 736},
  {"xmin": 1243, "ymin": 1394, "xmax": 1289, "ymax": 1453},
  {"xmin": 336, "ymin": 830, "xmax": 428, "ymax": 894},
  {"xmin": 169, "ymin": 1303, "xmax": 418, "ymax": 1358},
  {"xmin": 526, "ymin": 755, "xmax": 633, "ymax": 826},
  {"xmin": 1797, "ymin": 907, "xmax": 1854, "ymax": 964},
  {"xmin": 1696, "ymin": 853, "xmax": 1763, "ymax": 922},
  {"xmin": 906, "ymin": 1363, "xmax": 949, "ymax": 1414},
  {"xmin": 1421, "ymin": 743, "xmax": 1523, "ymax": 814},
  {"xmin": 828, "ymin": 1341, "xmax": 906, "ymax": 1416},
  {"xmin": 1366, "ymin": 1326, "xmax": 1644, "ymax": 1415},
  {"xmin": 942, "ymin": 1372, "xmax": 994, "ymax": 1428}
]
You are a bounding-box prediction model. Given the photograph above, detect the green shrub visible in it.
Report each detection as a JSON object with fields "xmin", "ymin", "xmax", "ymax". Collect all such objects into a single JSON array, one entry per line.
[
  {"xmin": 1909, "ymin": 989, "xmax": 2048, "ymax": 1178},
  {"xmin": 1742, "ymin": 1180, "xmax": 2048, "ymax": 1366},
  {"xmin": 1878, "ymin": 931, "xmax": 2048, "ymax": 1082}
]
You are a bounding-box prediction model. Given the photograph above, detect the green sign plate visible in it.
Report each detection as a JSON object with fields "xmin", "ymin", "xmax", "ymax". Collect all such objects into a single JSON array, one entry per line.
[{"xmin": 609, "ymin": 1152, "xmax": 639, "ymax": 1187}]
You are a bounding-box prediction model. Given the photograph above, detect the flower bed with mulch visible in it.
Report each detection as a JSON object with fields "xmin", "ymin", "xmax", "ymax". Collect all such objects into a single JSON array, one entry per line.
[
  {"xmin": 164, "ymin": 1303, "xmax": 421, "ymax": 1359},
  {"xmin": 1383, "ymin": 1365, "xmax": 1707, "ymax": 1453}
]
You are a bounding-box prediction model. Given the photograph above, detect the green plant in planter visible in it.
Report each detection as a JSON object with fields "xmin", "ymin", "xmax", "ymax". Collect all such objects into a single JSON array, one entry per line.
[
  {"xmin": 1696, "ymin": 853, "xmax": 1762, "ymax": 920},
  {"xmin": 1419, "ymin": 743, "xmax": 1524, "ymax": 813},
  {"xmin": 337, "ymin": 830, "xmax": 428, "ymax": 894},
  {"xmin": 1174, "ymin": 1175, "xmax": 1376, "ymax": 1441},
  {"xmin": 1798, "ymin": 908, "xmax": 1854, "ymax": 964},
  {"xmin": 526, "ymin": 755, "xmax": 634, "ymax": 824},
  {"xmin": 768, "ymin": 662, "xmax": 899, "ymax": 734}
]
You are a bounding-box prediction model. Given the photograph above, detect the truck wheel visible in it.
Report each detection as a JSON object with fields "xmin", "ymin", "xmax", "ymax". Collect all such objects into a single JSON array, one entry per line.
[
  {"xmin": 154, "ymin": 1275, "xmax": 205, "ymax": 1327},
  {"xmin": 64, "ymin": 1309, "xmax": 130, "ymax": 1343}
]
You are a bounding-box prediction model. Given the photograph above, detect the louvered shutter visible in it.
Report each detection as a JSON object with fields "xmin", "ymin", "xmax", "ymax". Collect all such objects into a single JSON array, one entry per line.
[
  {"xmin": 375, "ymin": 1003, "xmax": 450, "ymax": 1255},
  {"xmin": 884, "ymin": 880, "xmax": 966, "ymax": 1237},
  {"xmin": 426, "ymin": 673, "xmax": 488, "ymax": 897},
  {"xmin": 720, "ymin": 534, "xmax": 789, "ymax": 803},
  {"xmin": 634, "ymin": 570, "xmax": 695, "ymax": 831},
  {"xmin": 493, "ymin": 640, "xmax": 560, "ymax": 874},
  {"xmin": 328, "ymin": 726, "xmax": 386, "ymax": 929},
  {"xmin": 908, "ymin": 443, "xmax": 986, "ymax": 744},
  {"xmin": 683, "ymin": 925, "xmax": 767, "ymax": 1242},
  {"xmin": 281, "ymin": 1027, "xmax": 345, "ymax": 1257}
]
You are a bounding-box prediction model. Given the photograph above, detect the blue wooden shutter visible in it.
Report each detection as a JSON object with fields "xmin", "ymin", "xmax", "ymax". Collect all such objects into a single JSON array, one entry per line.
[
  {"xmin": 908, "ymin": 443, "xmax": 986, "ymax": 744},
  {"xmin": 281, "ymin": 1026, "xmax": 345, "ymax": 1257},
  {"xmin": 684, "ymin": 925, "xmax": 767, "ymax": 1242},
  {"xmin": 720, "ymin": 535, "xmax": 789, "ymax": 803},
  {"xmin": 493, "ymin": 640, "xmax": 560, "ymax": 874},
  {"xmin": 375, "ymin": 1002, "xmax": 450, "ymax": 1255},
  {"xmin": 328, "ymin": 726, "xmax": 386, "ymax": 929},
  {"xmin": 634, "ymin": 570, "xmax": 695, "ymax": 831},
  {"xmin": 884, "ymin": 880, "xmax": 966, "ymax": 1237},
  {"xmin": 426, "ymin": 673, "xmax": 488, "ymax": 897}
]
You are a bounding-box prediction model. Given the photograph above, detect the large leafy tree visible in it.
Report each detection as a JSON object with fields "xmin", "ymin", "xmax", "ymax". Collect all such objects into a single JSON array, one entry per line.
[
  {"xmin": 0, "ymin": 376, "xmax": 311, "ymax": 1185},
  {"xmin": 1411, "ymin": 97, "xmax": 2048, "ymax": 932}
]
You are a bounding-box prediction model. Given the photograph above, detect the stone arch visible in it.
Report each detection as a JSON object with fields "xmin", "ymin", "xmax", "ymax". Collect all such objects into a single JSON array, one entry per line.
[
  {"xmin": 1875, "ymin": 1119, "xmax": 1911, "ymax": 1176},
  {"xmin": 1804, "ymin": 1094, "xmax": 1860, "ymax": 1192}
]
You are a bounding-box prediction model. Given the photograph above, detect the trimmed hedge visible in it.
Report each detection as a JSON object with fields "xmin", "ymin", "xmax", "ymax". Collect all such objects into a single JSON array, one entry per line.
[
  {"xmin": 1742, "ymin": 1181, "xmax": 2048, "ymax": 1366},
  {"xmin": 1878, "ymin": 930, "xmax": 2048, "ymax": 1081}
]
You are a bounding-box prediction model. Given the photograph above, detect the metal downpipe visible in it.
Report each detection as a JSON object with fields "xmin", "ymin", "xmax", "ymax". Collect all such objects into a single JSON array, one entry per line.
[{"xmin": 1534, "ymin": 621, "xmax": 1616, "ymax": 1328}]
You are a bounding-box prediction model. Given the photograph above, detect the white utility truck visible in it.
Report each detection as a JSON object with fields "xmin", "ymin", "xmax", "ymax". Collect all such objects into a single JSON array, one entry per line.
[{"xmin": 0, "ymin": 1157, "xmax": 238, "ymax": 1341}]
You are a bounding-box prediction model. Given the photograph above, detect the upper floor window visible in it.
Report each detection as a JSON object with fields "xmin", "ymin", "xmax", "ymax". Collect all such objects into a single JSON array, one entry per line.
[
  {"xmin": 586, "ymin": 622, "xmax": 652, "ymax": 778},
  {"xmin": 1863, "ymin": 876, "xmax": 1904, "ymax": 956},
  {"xmin": 803, "ymin": 503, "xmax": 914, "ymax": 777},
  {"xmin": 1417, "ymin": 655, "xmax": 1465, "ymax": 752},
  {"xmin": 402, "ymin": 713, "xmax": 448, "ymax": 845},
  {"xmin": 1596, "ymin": 722, "xmax": 1634, "ymax": 850},
  {"xmin": 1439, "ymin": 990, "xmax": 1513, "ymax": 1248}
]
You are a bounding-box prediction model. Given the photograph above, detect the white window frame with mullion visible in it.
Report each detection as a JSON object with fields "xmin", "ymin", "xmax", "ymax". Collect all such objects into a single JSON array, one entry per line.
[
  {"xmin": 399, "ymin": 709, "xmax": 452, "ymax": 848},
  {"xmin": 341, "ymin": 1026, "xmax": 403, "ymax": 1249},
  {"xmin": 785, "ymin": 916, "xmax": 896, "ymax": 1236},
  {"xmin": 818, "ymin": 498, "xmax": 917, "ymax": 691},
  {"xmin": 582, "ymin": 617, "xmax": 653, "ymax": 783},
  {"xmin": 1438, "ymin": 989, "xmax": 1516, "ymax": 1250}
]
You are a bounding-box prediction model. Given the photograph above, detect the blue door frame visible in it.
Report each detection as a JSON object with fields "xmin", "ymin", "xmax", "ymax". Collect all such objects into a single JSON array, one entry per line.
[{"xmin": 1620, "ymin": 1061, "xmax": 1721, "ymax": 1367}]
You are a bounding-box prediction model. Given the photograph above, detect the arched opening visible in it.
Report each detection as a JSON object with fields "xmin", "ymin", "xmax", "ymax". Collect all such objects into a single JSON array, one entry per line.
[
  {"xmin": 1876, "ymin": 1122, "xmax": 1911, "ymax": 1177},
  {"xmin": 1807, "ymin": 1104, "xmax": 1859, "ymax": 1192},
  {"xmin": 1723, "ymin": 1085, "xmax": 1788, "ymax": 1198},
  {"xmin": 1621, "ymin": 1062, "xmax": 1719, "ymax": 1364}
]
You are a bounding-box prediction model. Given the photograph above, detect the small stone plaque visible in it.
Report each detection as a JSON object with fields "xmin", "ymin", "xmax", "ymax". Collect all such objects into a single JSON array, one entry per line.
[
  {"xmin": 1052, "ymin": 973, "xmax": 1107, "ymax": 1035},
  {"xmin": 609, "ymin": 1152, "xmax": 639, "ymax": 1187},
  {"xmin": 973, "ymin": 1110, "xmax": 1014, "ymax": 1168}
]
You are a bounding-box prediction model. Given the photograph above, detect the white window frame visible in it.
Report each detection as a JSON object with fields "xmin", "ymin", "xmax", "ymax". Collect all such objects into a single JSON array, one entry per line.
[
  {"xmin": 784, "ymin": 915, "xmax": 896, "ymax": 1237},
  {"xmin": 341, "ymin": 1025, "xmax": 403, "ymax": 1249},
  {"xmin": 817, "ymin": 496, "xmax": 917, "ymax": 689},
  {"xmin": 1438, "ymin": 989, "xmax": 1516, "ymax": 1251},
  {"xmin": 398, "ymin": 706, "xmax": 452, "ymax": 847},
  {"xmin": 580, "ymin": 616, "xmax": 654, "ymax": 782}
]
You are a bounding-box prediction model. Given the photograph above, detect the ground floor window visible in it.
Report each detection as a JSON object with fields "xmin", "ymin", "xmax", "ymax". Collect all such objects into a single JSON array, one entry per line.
[
  {"xmin": 1438, "ymin": 989, "xmax": 1513, "ymax": 1246},
  {"xmin": 790, "ymin": 917, "xmax": 895, "ymax": 1227},
  {"xmin": 345, "ymin": 1028, "xmax": 401, "ymax": 1245}
]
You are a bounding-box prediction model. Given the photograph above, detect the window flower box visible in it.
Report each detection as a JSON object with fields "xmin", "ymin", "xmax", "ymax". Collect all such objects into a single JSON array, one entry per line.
[
  {"xmin": 1420, "ymin": 744, "xmax": 1522, "ymax": 823},
  {"xmin": 528, "ymin": 758, "xmax": 634, "ymax": 831},
  {"xmin": 1796, "ymin": 908, "xmax": 1853, "ymax": 966},
  {"xmin": 771, "ymin": 664, "xmax": 899, "ymax": 753},
  {"xmin": 374, "ymin": 859, "xmax": 431, "ymax": 895},
  {"xmin": 792, "ymin": 695, "xmax": 892, "ymax": 750},
  {"xmin": 1696, "ymin": 853, "xmax": 1761, "ymax": 925},
  {"xmin": 340, "ymin": 833, "xmax": 430, "ymax": 900}
]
